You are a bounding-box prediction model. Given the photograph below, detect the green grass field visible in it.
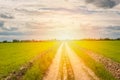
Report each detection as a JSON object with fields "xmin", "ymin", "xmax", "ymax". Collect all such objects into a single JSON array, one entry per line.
[
  {"xmin": 68, "ymin": 41, "xmax": 120, "ymax": 80},
  {"xmin": 0, "ymin": 41, "xmax": 119, "ymax": 80},
  {"xmin": 23, "ymin": 45, "xmax": 59, "ymax": 80},
  {"xmin": 69, "ymin": 43, "xmax": 116, "ymax": 80},
  {"xmin": 0, "ymin": 42, "xmax": 59, "ymax": 79},
  {"xmin": 72, "ymin": 41, "xmax": 120, "ymax": 63}
]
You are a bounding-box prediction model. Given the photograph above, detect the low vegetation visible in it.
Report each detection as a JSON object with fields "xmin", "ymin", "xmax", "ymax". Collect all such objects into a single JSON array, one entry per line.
[
  {"xmin": 0, "ymin": 42, "xmax": 59, "ymax": 79},
  {"xmin": 22, "ymin": 45, "xmax": 59, "ymax": 80},
  {"xmin": 72, "ymin": 41, "xmax": 120, "ymax": 63},
  {"xmin": 69, "ymin": 43, "xmax": 116, "ymax": 80},
  {"xmin": 0, "ymin": 40, "xmax": 119, "ymax": 80}
]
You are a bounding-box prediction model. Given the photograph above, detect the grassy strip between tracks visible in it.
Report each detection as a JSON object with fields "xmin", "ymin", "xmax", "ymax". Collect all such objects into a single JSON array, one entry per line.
[{"xmin": 57, "ymin": 45, "xmax": 75, "ymax": 80}]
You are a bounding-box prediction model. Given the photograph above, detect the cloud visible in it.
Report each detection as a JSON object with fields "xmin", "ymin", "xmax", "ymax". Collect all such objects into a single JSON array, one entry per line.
[
  {"xmin": 0, "ymin": 31, "xmax": 24, "ymax": 36},
  {"xmin": 0, "ymin": 21, "xmax": 18, "ymax": 31},
  {"xmin": 0, "ymin": 21, "xmax": 4, "ymax": 27},
  {"xmin": 85, "ymin": 0, "xmax": 120, "ymax": 8},
  {"xmin": 73, "ymin": 25, "xmax": 120, "ymax": 39},
  {"xmin": 2, "ymin": 27, "xmax": 18, "ymax": 31},
  {"xmin": 79, "ymin": 25, "xmax": 120, "ymax": 31},
  {"xmin": 105, "ymin": 26, "xmax": 120, "ymax": 30},
  {"xmin": 39, "ymin": 7, "xmax": 73, "ymax": 12},
  {"xmin": 0, "ymin": 0, "xmax": 120, "ymax": 40},
  {"xmin": 0, "ymin": 13, "xmax": 14, "ymax": 19}
]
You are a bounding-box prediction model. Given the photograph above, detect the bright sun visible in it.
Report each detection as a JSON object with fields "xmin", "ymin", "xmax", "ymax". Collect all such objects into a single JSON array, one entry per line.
[{"xmin": 45, "ymin": 14, "xmax": 79, "ymax": 40}]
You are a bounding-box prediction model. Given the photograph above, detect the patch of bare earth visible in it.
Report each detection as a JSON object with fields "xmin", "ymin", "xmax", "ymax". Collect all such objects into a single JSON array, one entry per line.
[
  {"xmin": 65, "ymin": 43, "xmax": 99, "ymax": 80},
  {"xmin": 77, "ymin": 46, "xmax": 120, "ymax": 80}
]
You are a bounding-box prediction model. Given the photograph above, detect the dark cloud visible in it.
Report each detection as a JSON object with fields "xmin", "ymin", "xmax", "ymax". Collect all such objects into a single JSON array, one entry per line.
[
  {"xmin": 0, "ymin": 21, "xmax": 18, "ymax": 31},
  {"xmin": 86, "ymin": 0, "xmax": 94, "ymax": 3},
  {"xmin": 86, "ymin": 25, "xmax": 120, "ymax": 31},
  {"xmin": 39, "ymin": 7, "xmax": 74, "ymax": 12},
  {"xmin": 0, "ymin": 14, "xmax": 14, "ymax": 19},
  {"xmin": 85, "ymin": 0, "xmax": 120, "ymax": 8},
  {"xmin": 105, "ymin": 26, "xmax": 120, "ymax": 30},
  {"xmin": 0, "ymin": 31, "xmax": 24, "ymax": 36},
  {"xmin": 0, "ymin": 21, "xmax": 4, "ymax": 27},
  {"xmin": 2, "ymin": 27, "xmax": 18, "ymax": 31}
]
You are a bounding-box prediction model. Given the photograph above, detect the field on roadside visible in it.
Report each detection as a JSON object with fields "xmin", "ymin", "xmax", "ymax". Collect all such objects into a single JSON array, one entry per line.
[
  {"xmin": 23, "ymin": 44, "xmax": 59, "ymax": 80},
  {"xmin": 71, "ymin": 41, "xmax": 120, "ymax": 63},
  {"xmin": 0, "ymin": 41, "xmax": 60, "ymax": 79},
  {"xmin": 0, "ymin": 41, "xmax": 120, "ymax": 80},
  {"xmin": 68, "ymin": 41, "xmax": 120, "ymax": 80}
]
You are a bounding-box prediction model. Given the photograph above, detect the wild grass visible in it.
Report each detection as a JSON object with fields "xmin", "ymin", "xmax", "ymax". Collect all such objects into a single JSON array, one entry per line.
[
  {"xmin": 69, "ymin": 43, "xmax": 116, "ymax": 80},
  {"xmin": 0, "ymin": 42, "xmax": 58, "ymax": 78},
  {"xmin": 73, "ymin": 41, "xmax": 120, "ymax": 63},
  {"xmin": 22, "ymin": 45, "xmax": 59, "ymax": 80}
]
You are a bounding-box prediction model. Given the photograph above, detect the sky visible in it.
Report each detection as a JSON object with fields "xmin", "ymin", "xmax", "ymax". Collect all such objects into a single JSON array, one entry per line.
[{"xmin": 0, "ymin": 0, "xmax": 120, "ymax": 41}]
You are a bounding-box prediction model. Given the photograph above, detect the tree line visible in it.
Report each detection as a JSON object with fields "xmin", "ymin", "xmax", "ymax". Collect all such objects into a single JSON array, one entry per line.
[
  {"xmin": 80, "ymin": 38, "xmax": 120, "ymax": 41},
  {"xmin": 1, "ymin": 38, "xmax": 120, "ymax": 43},
  {"xmin": 1, "ymin": 39, "xmax": 46, "ymax": 43}
]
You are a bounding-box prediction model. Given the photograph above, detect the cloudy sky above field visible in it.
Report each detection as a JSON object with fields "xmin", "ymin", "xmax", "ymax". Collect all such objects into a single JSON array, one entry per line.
[{"xmin": 0, "ymin": 0, "xmax": 120, "ymax": 41}]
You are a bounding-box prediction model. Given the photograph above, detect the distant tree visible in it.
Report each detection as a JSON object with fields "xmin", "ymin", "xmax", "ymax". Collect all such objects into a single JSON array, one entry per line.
[
  {"xmin": 104, "ymin": 38, "xmax": 110, "ymax": 40},
  {"xmin": 13, "ymin": 39, "xmax": 19, "ymax": 42},
  {"xmin": 3, "ymin": 40, "xmax": 8, "ymax": 43},
  {"xmin": 116, "ymin": 38, "xmax": 120, "ymax": 40}
]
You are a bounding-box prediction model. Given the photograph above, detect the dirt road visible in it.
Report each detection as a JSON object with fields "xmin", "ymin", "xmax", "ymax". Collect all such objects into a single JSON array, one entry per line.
[
  {"xmin": 43, "ymin": 43, "xmax": 99, "ymax": 80},
  {"xmin": 43, "ymin": 43, "xmax": 64, "ymax": 80},
  {"xmin": 75, "ymin": 45, "xmax": 120, "ymax": 80}
]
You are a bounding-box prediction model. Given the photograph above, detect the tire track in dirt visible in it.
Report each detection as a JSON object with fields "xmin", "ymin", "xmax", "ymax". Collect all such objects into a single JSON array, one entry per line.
[
  {"xmin": 43, "ymin": 42, "xmax": 99, "ymax": 80},
  {"xmin": 65, "ymin": 43, "xmax": 99, "ymax": 80},
  {"xmin": 57, "ymin": 45, "xmax": 75, "ymax": 80},
  {"xmin": 43, "ymin": 43, "xmax": 75, "ymax": 80},
  {"xmin": 75, "ymin": 46, "xmax": 120, "ymax": 80},
  {"xmin": 43, "ymin": 43, "xmax": 63, "ymax": 80}
]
